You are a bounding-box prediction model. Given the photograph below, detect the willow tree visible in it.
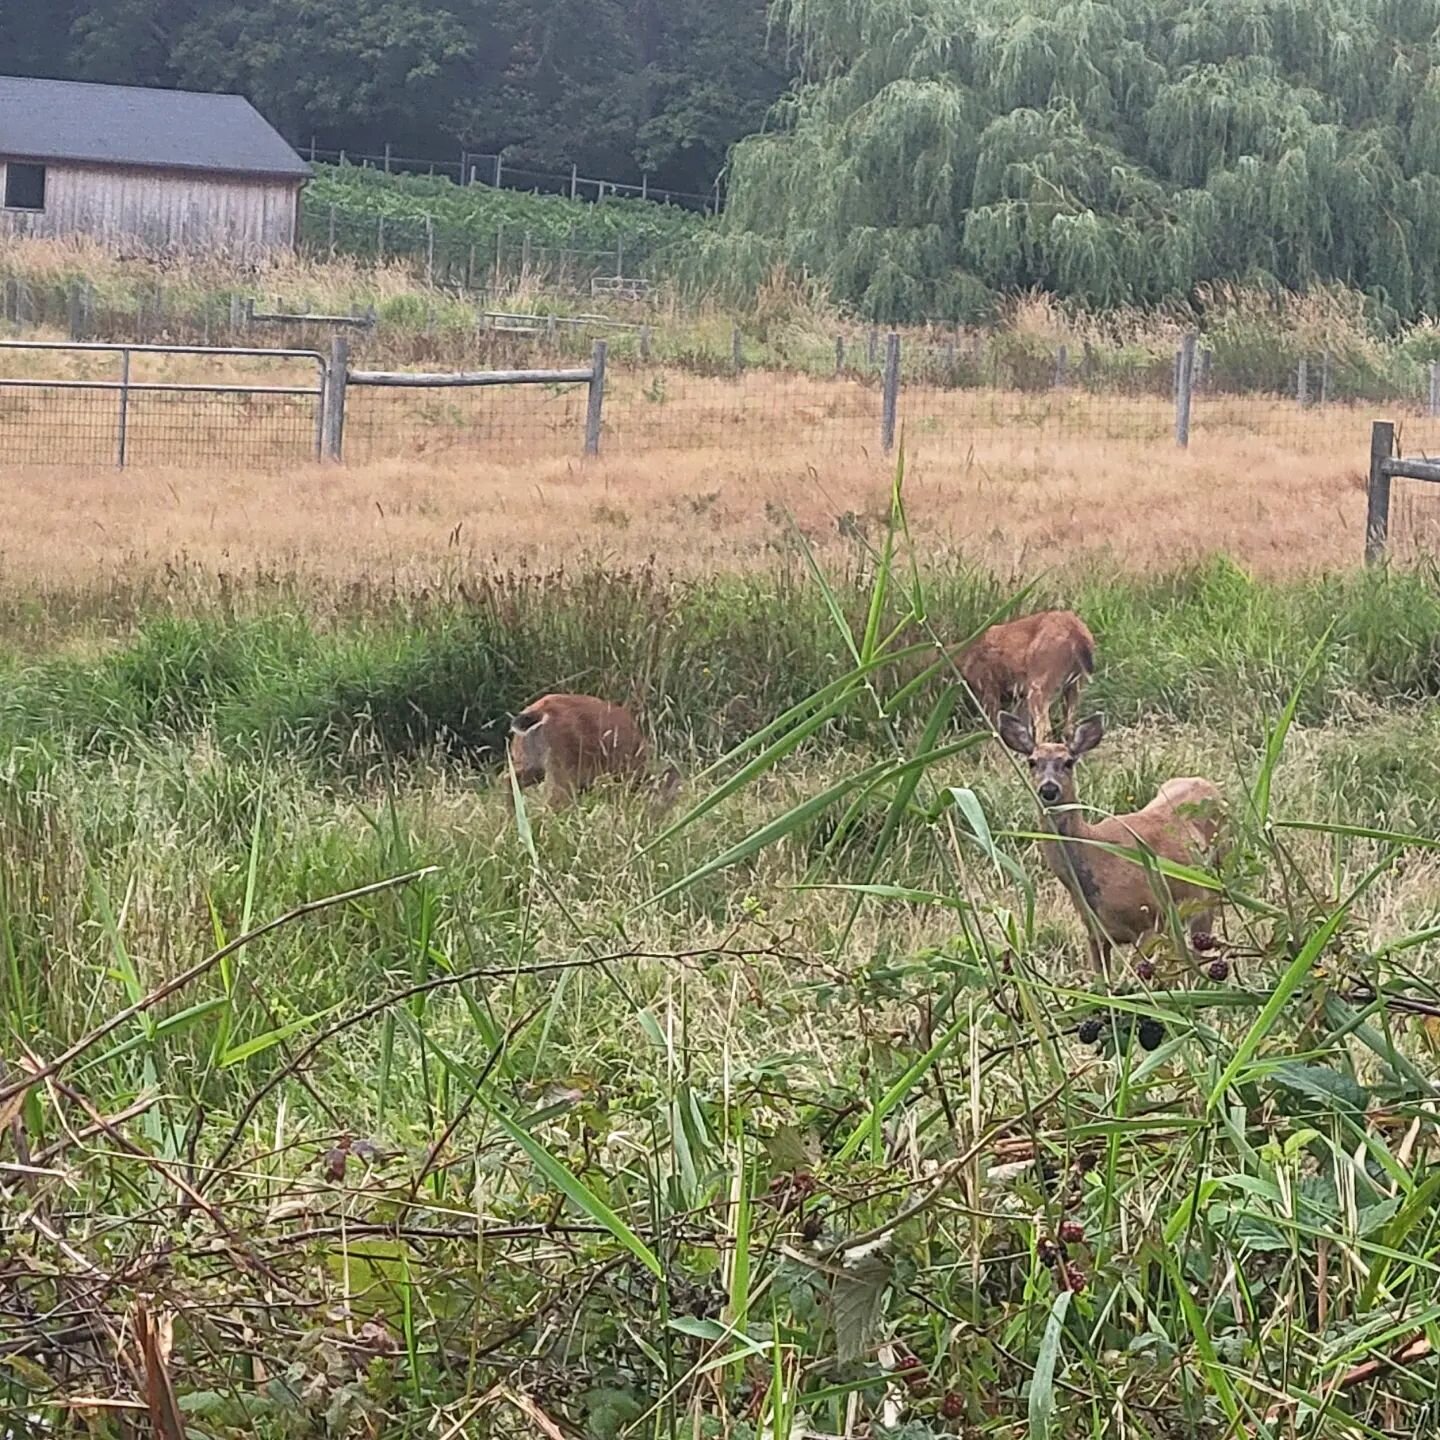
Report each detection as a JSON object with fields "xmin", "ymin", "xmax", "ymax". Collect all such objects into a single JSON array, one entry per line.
[{"xmin": 698, "ymin": 0, "xmax": 1440, "ymax": 320}]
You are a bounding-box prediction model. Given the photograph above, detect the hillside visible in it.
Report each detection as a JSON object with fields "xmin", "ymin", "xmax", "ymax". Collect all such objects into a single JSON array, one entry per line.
[{"xmin": 705, "ymin": 0, "xmax": 1440, "ymax": 322}]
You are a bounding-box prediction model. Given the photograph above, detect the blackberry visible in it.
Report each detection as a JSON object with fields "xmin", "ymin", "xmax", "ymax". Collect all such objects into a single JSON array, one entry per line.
[
  {"xmin": 1058, "ymin": 1219, "xmax": 1085, "ymax": 1245},
  {"xmin": 1207, "ymin": 957, "xmax": 1231, "ymax": 982},
  {"xmin": 1077, "ymin": 1017, "xmax": 1104, "ymax": 1045},
  {"xmin": 1135, "ymin": 958, "xmax": 1156, "ymax": 982},
  {"xmin": 1137, "ymin": 1017, "xmax": 1166, "ymax": 1051}
]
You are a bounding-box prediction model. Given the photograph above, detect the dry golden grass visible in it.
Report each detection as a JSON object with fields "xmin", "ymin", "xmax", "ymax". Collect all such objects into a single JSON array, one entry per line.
[
  {"xmin": 0, "ymin": 379, "xmax": 1399, "ymax": 587},
  {"xmin": 2, "ymin": 329, "xmax": 1432, "ymax": 584}
]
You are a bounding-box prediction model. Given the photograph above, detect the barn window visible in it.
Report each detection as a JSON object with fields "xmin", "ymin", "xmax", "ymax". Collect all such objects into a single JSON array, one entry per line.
[{"xmin": 3, "ymin": 163, "xmax": 46, "ymax": 211}]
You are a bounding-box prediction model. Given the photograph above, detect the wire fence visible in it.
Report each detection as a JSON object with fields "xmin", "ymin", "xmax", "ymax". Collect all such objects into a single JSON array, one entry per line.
[
  {"xmin": 11, "ymin": 304, "xmax": 1440, "ymax": 540},
  {"xmin": 299, "ymin": 202, "xmax": 679, "ymax": 291},
  {"xmin": 299, "ymin": 144, "xmax": 720, "ymax": 213}
]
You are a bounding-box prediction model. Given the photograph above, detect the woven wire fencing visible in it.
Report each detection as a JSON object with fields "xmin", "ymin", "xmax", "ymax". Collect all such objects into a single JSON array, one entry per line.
[
  {"xmin": 342, "ymin": 380, "xmax": 591, "ymax": 464},
  {"xmin": 10, "ymin": 311, "xmax": 1440, "ymax": 483},
  {"xmin": 0, "ymin": 343, "xmax": 325, "ymax": 469}
]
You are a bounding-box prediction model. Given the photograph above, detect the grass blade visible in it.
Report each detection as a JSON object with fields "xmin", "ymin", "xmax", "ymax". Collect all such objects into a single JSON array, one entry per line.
[
  {"xmin": 1028, "ymin": 1290, "xmax": 1070, "ymax": 1440},
  {"xmin": 483, "ymin": 1102, "xmax": 664, "ymax": 1279}
]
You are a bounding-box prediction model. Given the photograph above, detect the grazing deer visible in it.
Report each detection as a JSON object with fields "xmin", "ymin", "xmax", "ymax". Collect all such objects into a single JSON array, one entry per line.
[
  {"xmin": 955, "ymin": 610, "xmax": 1095, "ymax": 740},
  {"xmin": 509, "ymin": 693, "xmax": 680, "ymax": 809},
  {"xmin": 998, "ymin": 711, "xmax": 1224, "ymax": 974}
]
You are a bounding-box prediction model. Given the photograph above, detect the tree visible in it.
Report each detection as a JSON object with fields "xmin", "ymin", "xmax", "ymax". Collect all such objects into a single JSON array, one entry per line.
[{"xmin": 706, "ymin": 0, "xmax": 1440, "ymax": 320}]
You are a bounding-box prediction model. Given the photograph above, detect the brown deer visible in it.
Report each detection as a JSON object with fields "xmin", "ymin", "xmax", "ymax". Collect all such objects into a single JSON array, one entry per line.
[
  {"xmin": 955, "ymin": 610, "xmax": 1095, "ymax": 740},
  {"xmin": 998, "ymin": 711, "xmax": 1224, "ymax": 974},
  {"xmin": 509, "ymin": 693, "xmax": 680, "ymax": 809}
]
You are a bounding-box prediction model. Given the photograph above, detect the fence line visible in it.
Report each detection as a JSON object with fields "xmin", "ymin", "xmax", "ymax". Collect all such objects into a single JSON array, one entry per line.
[
  {"xmin": 10, "ymin": 306, "xmax": 1440, "ymax": 489},
  {"xmin": 300, "ymin": 143, "xmax": 721, "ymax": 214}
]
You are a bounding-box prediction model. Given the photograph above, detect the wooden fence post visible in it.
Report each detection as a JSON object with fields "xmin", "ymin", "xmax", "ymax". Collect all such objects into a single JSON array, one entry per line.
[
  {"xmin": 1429, "ymin": 363, "xmax": 1440, "ymax": 419},
  {"xmin": 732, "ymin": 327, "xmax": 743, "ymax": 374},
  {"xmin": 1174, "ymin": 333, "xmax": 1196, "ymax": 448},
  {"xmin": 585, "ymin": 339, "xmax": 607, "ymax": 457},
  {"xmin": 640, "ymin": 326, "xmax": 652, "ymax": 362},
  {"xmin": 1297, "ymin": 357, "xmax": 1309, "ymax": 408},
  {"xmin": 881, "ymin": 331, "xmax": 901, "ymax": 454},
  {"xmin": 1366, "ymin": 419, "xmax": 1394, "ymax": 565},
  {"xmin": 1054, "ymin": 343, "xmax": 1069, "ymax": 388},
  {"xmin": 835, "ymin": 335, "xmax": 845, "ymax": 374},
  {"xmin": 323, "ymin": 335, "xmax": 349, "ymax": 462}
]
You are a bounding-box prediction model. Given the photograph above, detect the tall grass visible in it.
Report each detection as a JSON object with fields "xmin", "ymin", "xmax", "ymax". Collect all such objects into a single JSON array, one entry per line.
[{"xmin": 4, "ymin": 501, "xmax": 1440, "ymax": 1435}]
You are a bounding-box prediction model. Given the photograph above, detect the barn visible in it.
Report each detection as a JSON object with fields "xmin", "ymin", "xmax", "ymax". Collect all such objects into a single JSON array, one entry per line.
[{"xmin": 0, "ymin": 75, "xmax": 310, "ymax": 255}]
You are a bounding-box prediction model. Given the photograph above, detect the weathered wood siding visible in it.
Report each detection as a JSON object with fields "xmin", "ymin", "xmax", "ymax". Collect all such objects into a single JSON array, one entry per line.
[{"xmin": 0, "ymin": 160, "xmax": 301, "ymax": 254}]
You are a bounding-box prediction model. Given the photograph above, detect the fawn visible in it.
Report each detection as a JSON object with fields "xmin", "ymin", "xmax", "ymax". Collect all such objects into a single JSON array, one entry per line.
[
  {"xmin": 956, "ymin": 610, "xmax": 1095, "ymax": 740},
  {"xmin": 998, "ymin": 711, "xmax": 1224, "ymax": 974},
  {"xmin": 509, "ymin": 693, "xmax": 680, "ymax": 808}
]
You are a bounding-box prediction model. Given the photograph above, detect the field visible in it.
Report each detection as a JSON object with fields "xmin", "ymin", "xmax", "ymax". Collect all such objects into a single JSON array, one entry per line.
[{"xmin": 9, "ymin": 248, "xmax": 1440, "ymax": 1436}]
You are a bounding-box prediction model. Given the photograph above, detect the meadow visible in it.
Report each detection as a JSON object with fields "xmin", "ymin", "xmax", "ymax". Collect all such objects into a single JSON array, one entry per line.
[{"xmin": 7, "ymin": 246, "xmax": 1440, "ymax": 1437}]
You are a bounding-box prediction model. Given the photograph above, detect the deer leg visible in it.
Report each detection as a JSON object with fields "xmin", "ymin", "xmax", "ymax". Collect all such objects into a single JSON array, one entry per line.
[
  {"xmin": 1062, "ymin": 676, "xmax": 1082, "ymax": 738},
  {"xmin": 546, "ymin": 767, "xmax": 579, "ymax": 808},
  {"xmin": 1026, "ymin": 683, "xmax": 1053, "ymax": 742},
  {"xmin": 1086, "ymin": 930, "xmax": 1111, "ymax": 978}
]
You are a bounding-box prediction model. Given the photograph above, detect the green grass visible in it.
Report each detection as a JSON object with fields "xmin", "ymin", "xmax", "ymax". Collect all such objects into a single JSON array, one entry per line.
[{"xmin": 6, "ymin": 525, "xmax": 1440, "ymax": 1436}]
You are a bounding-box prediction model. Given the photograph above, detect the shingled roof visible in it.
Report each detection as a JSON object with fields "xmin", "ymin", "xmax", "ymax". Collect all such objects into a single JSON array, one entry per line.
[{"xmin": 0, "ymin": 75, "xmax": 311, "ymax": 180}]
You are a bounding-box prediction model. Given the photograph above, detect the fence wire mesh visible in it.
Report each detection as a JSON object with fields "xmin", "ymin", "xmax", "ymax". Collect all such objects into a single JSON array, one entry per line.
[
  {"xmin": 9, "ymin": 319, "xmax": 1440, "ymax": 504},
  {"xmin": 343, "ymin": 382, "xmax": 590, "ymax": 463}
]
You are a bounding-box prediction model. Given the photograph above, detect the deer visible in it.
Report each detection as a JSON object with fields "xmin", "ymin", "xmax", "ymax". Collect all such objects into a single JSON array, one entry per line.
[
  {"xmin": 508, "ymin": 693, "xmax": 680, "ymax": 809},
  {"xmin": 954, "ymin": 610, "xmax": 1095, "ymax": 741},
  {"xmin": 997, "ymin": 711, "xmax": 1224, "ymax": 975}
]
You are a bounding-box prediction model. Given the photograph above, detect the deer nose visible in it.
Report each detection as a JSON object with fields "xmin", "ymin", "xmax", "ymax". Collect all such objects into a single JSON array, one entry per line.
[{"xmin": 1037, "ymin": 780, "xmax": 1062, "ymax": 805}]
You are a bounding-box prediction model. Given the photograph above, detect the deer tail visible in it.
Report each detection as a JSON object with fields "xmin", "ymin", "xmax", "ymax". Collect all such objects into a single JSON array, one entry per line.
[{"xmin": 510, "ymin": 707, "xmax": 548, "ymax": 735}]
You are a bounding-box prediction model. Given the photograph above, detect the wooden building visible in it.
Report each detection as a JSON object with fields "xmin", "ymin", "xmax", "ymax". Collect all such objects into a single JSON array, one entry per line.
[{"xmin": 0, "ymin": 75, "xmax": 311, "ymax": 255}]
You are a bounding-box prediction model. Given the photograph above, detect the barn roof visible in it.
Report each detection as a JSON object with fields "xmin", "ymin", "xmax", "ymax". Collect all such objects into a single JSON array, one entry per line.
[{"xmin": 0, "ymin": 75, "xmax": 311, "ymax": 180}]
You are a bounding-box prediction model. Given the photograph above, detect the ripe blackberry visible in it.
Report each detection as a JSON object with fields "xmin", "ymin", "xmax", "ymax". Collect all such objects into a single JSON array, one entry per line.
[
  {"xmin": 1192, "ymin": 931, "xmax": 1219, "ymax": 953},
  {"xmin": 1077, "ymin": 1017, "xmax": 1104, "ymax": 1045},
  {"xmin": 1135, "ymin": 958, "xmax": 1156, "ymax": 982},
  {"xmin": 1137, "ymin": 1017, "xmax": 1166, "ymax": 1051},
  {"xmin": 1207, "ymin": 957, "xmax": 1231, "ymax": 982},
  {"xmin": 1036, "ymin": 1236, "xmax": 1060, "ymax": 1268},
  {"xmin": 940, "ymin": 1391, "xmax": 965, "ymax": 1420}
]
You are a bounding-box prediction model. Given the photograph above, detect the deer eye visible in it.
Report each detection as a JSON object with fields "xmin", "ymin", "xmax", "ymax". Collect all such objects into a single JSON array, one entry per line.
[{"xmin": 1063, "ymin": 758, "xmax": 1075, "ymax": 770}]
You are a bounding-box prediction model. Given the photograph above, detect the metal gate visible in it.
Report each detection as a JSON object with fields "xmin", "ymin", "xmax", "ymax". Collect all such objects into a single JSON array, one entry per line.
[{"xmin": 0, "ymin": 340, "xmax": 327, "ymax": 468}]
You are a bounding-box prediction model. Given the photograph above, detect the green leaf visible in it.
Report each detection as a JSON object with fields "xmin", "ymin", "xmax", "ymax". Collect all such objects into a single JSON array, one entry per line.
[
  {"xmin": 1207, "ymin": 903, "xmax": 1353, "ymax": 1110},
  {"xmin": 220, "ymin": 1005, "xmax": 338, "ymax": 1066},
  {"xmin": 646, "ymin": 737, "xmax": 983, "ymax": 905},
  {"xmin": 1028, "ymin": 1290, "xmax": 1071, "ymax": 1440},
  {"xmin": 832, "ymin": 1252, "xmax": 891, "ymax": 1364},
  {"xmin": 1252, "ymin": 624, "xmax": 1333, "ymax": 826},
  {"xmin": 484, "ymin": 1104, "xmax": 663, "ymax": 1278},
  {"xmin": 837, "ymin": 1009, "xmax": 969, "ymax": 1160}
]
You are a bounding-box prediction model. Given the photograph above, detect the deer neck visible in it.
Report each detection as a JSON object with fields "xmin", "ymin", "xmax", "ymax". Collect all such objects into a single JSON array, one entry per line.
[{"xmin": 1043, "ymin": 803, "xmax": 1104, "ymax": 915}]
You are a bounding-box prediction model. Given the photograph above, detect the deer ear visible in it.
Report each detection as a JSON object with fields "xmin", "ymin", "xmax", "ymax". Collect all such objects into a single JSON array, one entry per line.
[
  {"xmin": 997, "ymin": 710, "xmax": 1035, "ymax": 756},
  {"xmin": 1070, "ymin": 714, "xmax": 1105, "ymax": 757}
]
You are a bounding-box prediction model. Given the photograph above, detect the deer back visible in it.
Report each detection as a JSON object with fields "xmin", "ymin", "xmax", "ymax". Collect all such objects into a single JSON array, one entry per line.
[
  {"xmin": 510, "ymin": 693, "xmax": 648, "ymax": 792},
  {"xmin": 1060, "ymin": 779, "xmax": 1223, "ymax": 940}
]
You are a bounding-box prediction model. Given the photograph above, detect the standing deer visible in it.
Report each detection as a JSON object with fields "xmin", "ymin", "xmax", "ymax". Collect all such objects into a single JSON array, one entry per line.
[
  {"xmin": 509, "ymin": 693, "xmax": 680, "ymax": 809},
  {"xmin": 955, "ymin": 610, "xmax": 1095, "ymax": 740},
  {"xmin": 998, "ymin": 711, "xmax": 1224, "ymax": 974}
]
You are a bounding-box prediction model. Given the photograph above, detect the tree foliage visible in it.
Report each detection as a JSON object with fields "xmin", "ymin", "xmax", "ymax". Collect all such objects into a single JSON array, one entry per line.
[
  {"xmin": 4, "ymin": 0, "xmax": 787, "ymax": 197},
  {"xmin": 710, "ymin": 0, "xmax": 1440, "ymax": 321}
]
